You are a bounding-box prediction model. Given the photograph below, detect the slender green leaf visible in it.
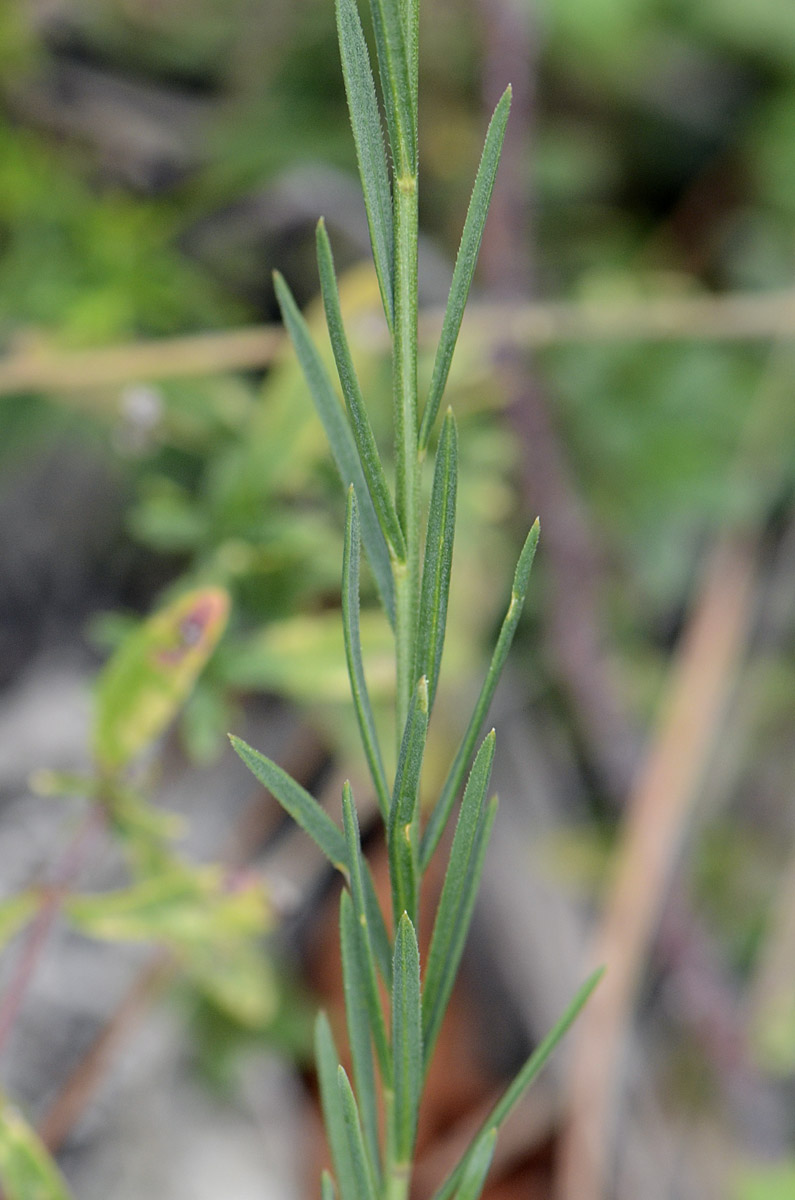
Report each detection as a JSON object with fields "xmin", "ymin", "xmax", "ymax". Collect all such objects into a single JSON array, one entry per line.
[
  {"xmin": 423, "ymin": 733, "xmax": 496, "ymax": 1067},
  {"xmin": 232, "ymin": 747, "xmax": 391, "ymax": 987},
  {"xmin": 400, "ymin": 0, "xmax": 419, "ymax": 147},
  {"xmin": 388, "ymin": 676, "xmax": 429, "ymax": 928},
  {"xmin": 338, "ymin": 1066, "xmax": 379, "ymax": 1200},
  {"xmin": 419, "ymin": 88, "xmax": 512, "ymax": 451},
  {"xmin": 320, "ymin": 229, "xmax": 404, "ymax": 561},
  {"xmin": 431, "ymin": 969, "xmax": 605, "ymax": 1200},
  {"xmin": 0, "ymin": 1094, "xmax": 72, "ymax": 1200},
  {"xmin": 321, "ymin": 1171, "xmax": 337, "ymax": 1200},
  {"xmin": 94, "ymin": 587, "xmax": 229, "ymax": 773},
  {"xmin": 453, "ymin": 1129, "xmax": 496, "ymax": 1200},
  {"xmin": 340, "ymin": 890, "xmax": 381, "ymax": 1180},
  {"xmin": 342, "ymin": 783, "xmax": 391, "ymax": 1075},
  {"xmin": 367, "ymin": 0, "xmax": 416, "ymax": 174},
  {"xmin": 342, "ymin": 491, "xmax": 391, "ymax": 822},
  {"xmin": 335, "ymin": 0, "xmax": 394, "ymax": 328},
  {"xmin": 274, "ymin": 270, "xmax": 395, "ymax": 626},
  {"xmin": 392, "ymin": 913, "xmax": 422, "ymax": 1165},
  {"xmin": 421, "ymin": 521, "xmax": 539, "ymax": 869},
  {"xmin": 315, "ymin": 1014, "xmax": 356, "ymax": 1200},
  {"xmin": 361, "ymin": 861, "xmax": 393, "ymax": 987},
  {"xmin": 423, "ymin": 796, "xmax": 498, "ymax": 1067},
  {"xmin": 230, "ymin": 736, "xmax": 346, "ymax": 871},
  {"xmin": 415, "ymin": 409, "xmax": 457, "ymax": 712}
]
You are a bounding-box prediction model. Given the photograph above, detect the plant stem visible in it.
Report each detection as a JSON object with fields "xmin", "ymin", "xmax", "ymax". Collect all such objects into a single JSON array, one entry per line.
[
  {"xmin": 393, "ymin": 169, "xmax": 420, "ymax": 739},
  {"xmin": 386, "ymin": 1162, "xmax": 411, "ymax": 1200}
]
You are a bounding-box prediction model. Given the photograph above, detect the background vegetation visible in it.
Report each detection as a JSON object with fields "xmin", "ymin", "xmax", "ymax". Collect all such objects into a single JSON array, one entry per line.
[{"xmin": 0, "ymin": 1, "xmax": 794, "ymax": 1198}]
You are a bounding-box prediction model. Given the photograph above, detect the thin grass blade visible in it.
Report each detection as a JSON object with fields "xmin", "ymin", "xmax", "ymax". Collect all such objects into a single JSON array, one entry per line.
[
  {"xmin": 367, "ymin": 0, "xmax": 416, "ymax": 174},
  {"xmin": 388, "ymin": 676, "xmax": 429, "ymax": 928},
  {"xmin": 319, "ymin": 228, "xmax": 404, "ymax": 560},
  {"xmin": 422, "ymin": 732, "xmax": 495, "ymax": 1067},
  {"xmin": 342, "ymin": 782, "xmax": 391, "ymax": 1075},
  {"xmin": 430, "ymin": 969, "xmax": 605, "ymax": 1200},
  {"xmin": 338, "ymin": 1066, "xmax": 379, "ymax": 1200},
  {"xmin": 419, "ymin": 88, "xmax": 512, "ymax": 451},
  {"xmin": 342, "ymin": 491, "xmax": 391, "ymax": 819},
  {"xmin": 321, "ymin": 1171, "xmax": 337, "ymax": 1200},
  {"xmin": 424, "ymin": 794, "xmax": 498, "ymax": 1068},
  {"xmin": 315, "ymin": 1014, "xmax": 356, "ymax": 1200},
  {"xmin": 420, "ymin": 521, "xmax": 539, "ymax": 869},
  {"xmin": 335, "ymin": 0, "xmax": 395, "ymax": 328},
  {"xmin": 391, "ymin": 912, "xmax": 422, "ymax": 1165},
  {"xmin": 453, "ymin": 1128, "xmax": 496, "ymax": 1200},
  {"xmin": 361, "ymin": 861, "xmax": 393, "ymax": 987},
  {"xmin": 230, "ymin": 736, "xmax": 346, "ymax": 871},
  {"xmin": 274, "ymin": 270, "xmax": 395, "ymax": 627},
  {"xmin": 340, "ymin": 889, "xmax": 381, "ymax": 1180},
  {"xmin": 415, "ymin": 409, "xmax": 457, "ymax": 712}
]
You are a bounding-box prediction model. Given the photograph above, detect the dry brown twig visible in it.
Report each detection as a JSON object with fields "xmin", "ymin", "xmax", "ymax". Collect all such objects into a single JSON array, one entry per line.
[
  {"xmin": 555, "ymin": 532, "xmax": 759, "ymax": 1200},
  {"xmin": 3, "ymin": 289, "xmax": 795, "ymax": 399}
]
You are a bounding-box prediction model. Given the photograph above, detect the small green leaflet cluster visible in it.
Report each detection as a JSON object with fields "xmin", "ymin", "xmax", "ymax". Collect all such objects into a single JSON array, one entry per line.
[
  {"xmin": 232, "ymin": 1, "xmax": 602, "ymax": 1199},
  {"xmin": 0, "ymin": 586, "xmax": 280, "ymax": 1200}
]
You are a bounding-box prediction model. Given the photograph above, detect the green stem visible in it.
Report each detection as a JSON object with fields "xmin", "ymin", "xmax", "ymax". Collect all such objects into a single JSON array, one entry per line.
[
  {"xmin": 385, "ymin": 1163, "xmax": 411, "ymax": 1200},
  {"xmin": 384, "ymin": 1085, "xmax": 411, "ymax": 1200},
  {"xmin": 393, "ymin": 171, "xmax": 420, "ymax": 740}
]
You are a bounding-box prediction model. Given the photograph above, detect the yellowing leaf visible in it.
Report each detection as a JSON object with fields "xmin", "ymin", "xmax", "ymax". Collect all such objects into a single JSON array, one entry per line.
[
  {"xmin": 184, "ymin": 940, "xmax": 278, "ymax": 1028},
  {"xmin": 0, "ymin": 1094, "xmax": 72, "ymax": 1200},
  {"xmin": 220, "ymin": 609, "xmax": 393, "ymax": 704},
  {"xmin": 93, "ymin": 587, "xmax": 230, "ymax": 773},
  {"xmin": 65, "ymin": 867, "xmax": 271, "ymax": 947},
  {"xmin": 0, "ymin": 894, "xmax": 37, "ymax": 948}
]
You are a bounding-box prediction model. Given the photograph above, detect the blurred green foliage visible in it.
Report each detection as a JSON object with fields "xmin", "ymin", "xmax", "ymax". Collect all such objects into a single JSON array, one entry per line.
[
  {"xmin": 0, "ymin": 1093, "xmax": 71, "ymax": 1200},
  {"xmin": 1, "ymin": 0, "xmax": 795, "ymax": 1187}
]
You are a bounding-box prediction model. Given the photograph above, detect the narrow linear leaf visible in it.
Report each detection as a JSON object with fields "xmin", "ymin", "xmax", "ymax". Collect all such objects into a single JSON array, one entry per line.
[
  {"xmin": 335, "ymin": 0, "xmax": 394, "ymax": 328},
  {"xmin": 453, "ymin": 1128, "xmax": 496, "ymax": 1200},
  {"xmin": 392, "ymin": 913, "xmax": 423, "ymax": 1165},
  {"xmin": 342, "ymin": 783, "xmax": 391, "ymax": 1076},
  {"xmin": 419, "ymin": 88, "xmax": 512, "ymax": 451},
  {"xmin": 320, "ymin": 230, "xmax": 404, "ymax": 561},
  {"xmin": 400, "ymin": 0, "xmax": 419, "ymax": 146},
  {"xmin": 421, "ymin": 521, "xmax": 539, "ymax": 869},
  {"xmin": 315, "ymin": 1015, "xmax": 356, "ymax": 1200},
  {"xmin": 231, "ymin": 739, "xmax": 392, "ymax": 986},
  {"xmin": 342, "ymin": 491, "xmax": 391, "ymax": 820},
  {"xmin": 340, "ymin": 890, "xmax": 382, "ymax": 1181},
  {"xmin": 230, "ymin": 736, "xmax": 346, "ymax": 871},
  {"xmin": 415, "ymin": 409, "xmax": 457, "ymax": 712},
  {"xmin": 362, "ymin": 860, "xmax": 393, "ymax": 987},
  {"xmin": 367, "ymin": 0, "xmax": 416, "ymax": 174},
  {"xmin": 363, "ymin": 3, "xmax": 397, "ymax": 187},
  {"xmin": 321, "ymin": 1171, "xmax": 337, "ymax": 1200},
  {"xmin": 422, "ymin": 733, "xmax": 495, "ymax": 1067},
  {"xmin": 431, "ymin": 969, "xmax": 605, "ymax": 1200},
  {"xmin": 338, "ymin": 1066, "xmax": 379, "ymax": 1200},
  {"xmin": 274, "ymin": 270, "xmax": 395, "ymax": 627},
  {"xmin": 388, "ymin": 676, "xmax": 429, "ymax": 929},
  {"xmin": 423, "ymin": 795, "xmax": 498, "ymax": 1067}
]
